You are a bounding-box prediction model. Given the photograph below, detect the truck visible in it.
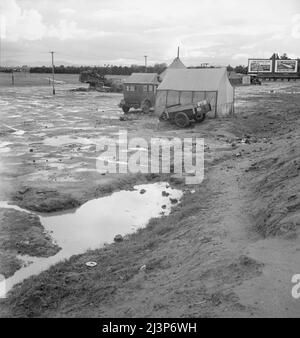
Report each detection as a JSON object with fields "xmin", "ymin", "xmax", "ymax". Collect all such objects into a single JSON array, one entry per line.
[{"xmin": 119, "ymin": 73, "xmax": 160, "ymax": 114}]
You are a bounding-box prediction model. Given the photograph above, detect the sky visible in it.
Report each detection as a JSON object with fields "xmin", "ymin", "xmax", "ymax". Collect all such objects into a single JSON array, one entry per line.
[{"xmin": 0, "ymin": 0, "xmax": 300, "ymax": 67}]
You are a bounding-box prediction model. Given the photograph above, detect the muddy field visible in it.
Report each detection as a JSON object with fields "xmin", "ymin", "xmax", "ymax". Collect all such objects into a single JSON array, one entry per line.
[{"xmin": 0, "ymin": 79, "xmax": 299, "ymax": 317}]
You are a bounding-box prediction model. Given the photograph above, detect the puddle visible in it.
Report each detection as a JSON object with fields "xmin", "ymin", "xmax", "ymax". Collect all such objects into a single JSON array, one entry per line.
[
  {"xmin": 12, "ymin": 130, "xmax": 26, "ymax": 136},
  {"xmin": 42, "ymin": 135, "xmax": 99, "ymax": 147},
  {"xmin": 0, "ymin": 182, "xmax": 182, "ymax": 297},
  {"xmin": 0, "ymin": 142, "xmax": 12, "ymax": 154}
]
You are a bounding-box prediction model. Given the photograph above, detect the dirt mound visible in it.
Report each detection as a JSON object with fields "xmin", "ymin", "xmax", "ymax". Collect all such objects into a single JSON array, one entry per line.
[
  {"xmin": 250, "ymin": 137, "xmax": 299, "ymax": 237},
  {"xmin": 0, "ymin": 208, "xmax": 60, "ymax": 278},
  {"xmin": 12, "ymin": 187, "xmax": 81, "ymax": 213}
]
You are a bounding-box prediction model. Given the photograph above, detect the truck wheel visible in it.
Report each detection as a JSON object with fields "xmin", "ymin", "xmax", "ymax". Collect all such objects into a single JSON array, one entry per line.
[
  {"xmin": 195, "ymin": 112, "xmax": 206, "ymax": 123},
  {"xmin": 122, "ymin": 105, "xmax": 130, "ymax": 114},
  {"xmin": 175, "ymin": 112, "xmax": 190, "ymax": 128},
  {"xmin": 141, "ymin": 100, "xmax": 151, "ymax": 114},
  {"xmin": 159, "ymin": 112, "xmax": 168, "ymax": 121}
]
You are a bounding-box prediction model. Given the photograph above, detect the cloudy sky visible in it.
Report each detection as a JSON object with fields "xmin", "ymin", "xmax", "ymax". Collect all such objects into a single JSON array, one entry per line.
[{"xmin": 0, "ymin": 0, "xmax": 300, "ymax": 67}]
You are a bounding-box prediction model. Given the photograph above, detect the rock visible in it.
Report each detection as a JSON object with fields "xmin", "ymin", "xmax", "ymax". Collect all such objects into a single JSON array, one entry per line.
[
  {"xmin": 200, "ymin": 236, "xmax": 212, "ymax": 244},
  {"xmin": 139, "ymin": 265, "xmax": 147, "ymax": 272},
  {"xmin": 170, "ymin": 198, "xmax": 178, "ymax": 204},
  {"xmin": 114, "ymin": 234, "xmax": 123, "ymax": 242},
  {"xmin": 161, "ymin": 205, "xmax": 167, "ymax": 209},
  {"xmin": 18, "ymin": 187, "xmax": 30, "ymax": 195},
  {"xmin": 162, "ymin": 191, "xmax": 170, "ymax": 197},
  {"xmin": 140, "ymin": 189, "xmax": 146, "ymax": 195}
]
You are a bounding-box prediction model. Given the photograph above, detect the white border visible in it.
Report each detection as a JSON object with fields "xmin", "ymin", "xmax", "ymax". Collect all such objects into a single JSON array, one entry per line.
[
  {"xmin": 275, "ymin": 60, "xmax": 298, "ymax": 73},
  {"xmin": 248, "ymin": 59, "xmax": 272, "ymax": 73}
]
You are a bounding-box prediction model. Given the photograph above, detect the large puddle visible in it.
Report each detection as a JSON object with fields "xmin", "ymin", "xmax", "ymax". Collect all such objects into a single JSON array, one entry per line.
[{"xmin": 0, "ymin": 182, "xmax": 182, "ymax": 297}]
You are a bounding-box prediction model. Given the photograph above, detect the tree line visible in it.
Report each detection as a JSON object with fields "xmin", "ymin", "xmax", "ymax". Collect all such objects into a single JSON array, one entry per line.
[
  {"xmin": 1, "ymin": 63, "xmax": 249, "ymax": 75},
  {"xmin": 27, "ymin": 64, "xmax": 169, "ymax": 75}
]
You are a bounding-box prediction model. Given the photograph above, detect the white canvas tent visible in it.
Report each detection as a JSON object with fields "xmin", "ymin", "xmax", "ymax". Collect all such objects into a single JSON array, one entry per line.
[
  {"xmin": 155, "ymin": 68, "xmax": 234, "ymax": 117},
  {"xmin": 159, "ymin": 57, "xmax": 186, "ymax": 81}
]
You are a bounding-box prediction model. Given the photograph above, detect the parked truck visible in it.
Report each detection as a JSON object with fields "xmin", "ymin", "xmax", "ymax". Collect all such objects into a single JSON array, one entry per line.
[{"xmin": 119, "ymin": 73, "xmax": 160, "ymax": 114}]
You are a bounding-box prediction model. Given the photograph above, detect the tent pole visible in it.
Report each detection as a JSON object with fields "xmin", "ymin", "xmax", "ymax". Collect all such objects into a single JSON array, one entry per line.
[
  {"xmin": 232, "ymin": 86, "xmax": 235, "ymax": 117},
  {"xmin": 215, "ymin": 91, "xmax": 218, "ymax": 118}
]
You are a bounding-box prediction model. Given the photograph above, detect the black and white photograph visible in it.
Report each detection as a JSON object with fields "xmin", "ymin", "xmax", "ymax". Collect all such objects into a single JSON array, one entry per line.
[{"xmin": 0, "ymin": 0, "xmax": 300, "ymax": 324}]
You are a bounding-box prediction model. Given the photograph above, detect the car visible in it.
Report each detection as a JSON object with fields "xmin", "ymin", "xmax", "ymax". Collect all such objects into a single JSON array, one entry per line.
[
  {"xmin": 119, "ymin": 73, "xmax": 160, "ymax": 114},
  {"xmin": 250, "ymin": 75, "xmax": 262, "ymax": 85},
  {"xmin": 159, "ymin": 100, "xmax": 211, "ymax": 128}
]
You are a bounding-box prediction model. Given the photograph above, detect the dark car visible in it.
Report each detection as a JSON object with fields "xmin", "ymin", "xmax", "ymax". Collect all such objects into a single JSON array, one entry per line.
[{"xmin": 119, "ymin": 73, "xmax": 160, "ymax": 114}]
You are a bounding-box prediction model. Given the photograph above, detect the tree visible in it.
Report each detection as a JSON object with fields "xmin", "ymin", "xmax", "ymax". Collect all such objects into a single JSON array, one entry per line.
[
  {"xmin": 234, "ymin": 65, "xmax": 248, "ymax": 74},
  {"xmin": 280, "ymin": 53, "xmax": 290, "ymax": 60}
]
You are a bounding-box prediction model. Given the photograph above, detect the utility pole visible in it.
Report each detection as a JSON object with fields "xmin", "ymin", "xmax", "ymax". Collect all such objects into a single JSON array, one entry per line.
[
  {"xmin": 50, "ymin": 51, "xmax": 55, "ymax": 95},
  {"xmin": 144, "ymin": 55, "xmax": 147, "ymax": 72},
  {"xmin": 0, "ymin": 33, "xmax": 2, "ymax": 70},
  {"xmin": 0, "ymin": 14, "xmax": 7, "ymax": 70}
]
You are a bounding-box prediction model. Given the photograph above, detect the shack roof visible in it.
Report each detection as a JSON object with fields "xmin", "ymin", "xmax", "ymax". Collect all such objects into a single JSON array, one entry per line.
[
  {"xmin": 124, "ymin": 73, "xmax": 159, "ymax": 85},
  {"xmin": 158, "ymin": 68, "xmax": 229, "ymax": 92}
]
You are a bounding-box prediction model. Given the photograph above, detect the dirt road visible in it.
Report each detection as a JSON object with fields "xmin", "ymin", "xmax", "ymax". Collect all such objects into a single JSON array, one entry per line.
[{"xmin": 0, "ymin": 82, "xmax": 299, "ymax": 317}]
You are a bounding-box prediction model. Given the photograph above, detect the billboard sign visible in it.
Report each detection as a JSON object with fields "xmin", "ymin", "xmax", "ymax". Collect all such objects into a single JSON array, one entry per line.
[
  {"xmin": 248, "ymin": 59, "xmax": 273, "ymax": 73},
  {"xmin": 275, "ymin": 59, "xmax": 298, "ymax": 73}
]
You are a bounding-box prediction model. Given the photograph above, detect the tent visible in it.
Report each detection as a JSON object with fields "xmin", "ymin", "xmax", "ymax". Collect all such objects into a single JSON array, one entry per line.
[
  {"xmin": 159, "ymin": 57, "xmax": 186, "ymax": 81},
  {"xmin": 155, "ymin": 68, "xmax": 234, "ymax": 117}
]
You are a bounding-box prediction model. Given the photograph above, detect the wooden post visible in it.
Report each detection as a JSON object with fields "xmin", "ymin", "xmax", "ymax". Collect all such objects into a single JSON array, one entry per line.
[
  {"xmin": 50, "ymin": 51, "xmax": 55, "ymax": 95},
  {"xmin": 215, "ymin": 91, "xmax": 218, "ymax": 118},
  {"xmin": 232, "ymin": 86, "xmax": 235, "ymax": 117}
]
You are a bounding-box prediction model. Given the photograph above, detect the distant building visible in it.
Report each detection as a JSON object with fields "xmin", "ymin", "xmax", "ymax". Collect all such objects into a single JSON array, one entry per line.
[{"xmin": 228, "ymin": 71, "xmax": 251, "ymax": 86}]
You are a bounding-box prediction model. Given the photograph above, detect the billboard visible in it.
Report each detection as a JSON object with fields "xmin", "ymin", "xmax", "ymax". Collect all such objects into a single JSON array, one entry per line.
[
  {"xmin": 248, "ymin": 59, "xmax": 273, "ymax": 73},
  {"xmin": 275, "ymin": 60, "xmax": 298, "ymax": 73}
]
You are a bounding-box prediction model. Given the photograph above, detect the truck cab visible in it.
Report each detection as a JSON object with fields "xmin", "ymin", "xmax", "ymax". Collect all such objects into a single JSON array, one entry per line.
[{"xmin": 119, "ymin": 73, "xmax": 160, "ymax": 113}]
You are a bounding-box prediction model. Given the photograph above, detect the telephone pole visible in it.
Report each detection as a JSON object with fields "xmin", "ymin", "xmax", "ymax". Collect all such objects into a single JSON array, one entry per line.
[
  {"xmin": 0, "ymin": 31, "xmax": 1, "ymax": 69},
  {"xmin": 144, "ymin": 55, "xmax": 147, "ymax": 72},
  {"xmin": 50, "ymin": 51, "xmax": 55, "ymax": 95},
  {"xmin": 0, "ymin": 34, "xmax": 2, "ymax": 70}
]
